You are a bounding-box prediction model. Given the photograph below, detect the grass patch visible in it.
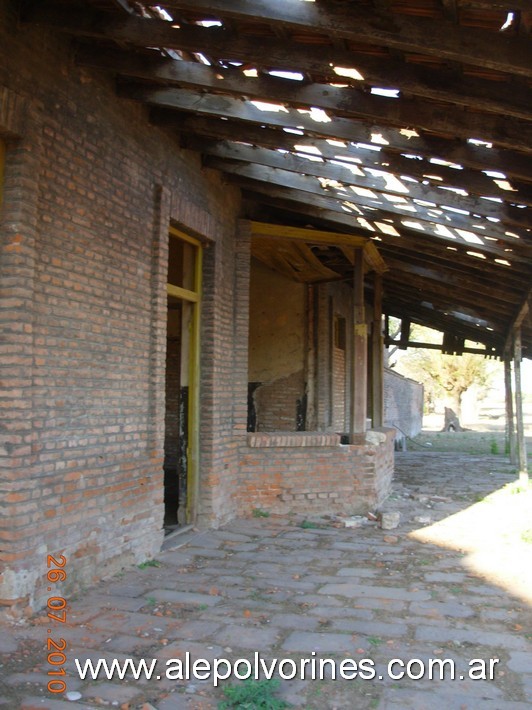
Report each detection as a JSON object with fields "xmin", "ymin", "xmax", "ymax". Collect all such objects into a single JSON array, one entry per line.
[
  {"xmin": 299, "ymin": 520, "xmax": 322, "ymax": 529},
  {"xmin": 252, "ymin": 508, "xmax": 270, "ymax": 518},
  {"xmin": 218, "ymin": 678, "xmax": 289, "ymax": 709},
  {"xmin": 138, "ymin": 559, "xmax": 161, "ymax": 569},
  {"xmin": 521, "ymin": 529, "xmax": 532, "ymax": 544}
]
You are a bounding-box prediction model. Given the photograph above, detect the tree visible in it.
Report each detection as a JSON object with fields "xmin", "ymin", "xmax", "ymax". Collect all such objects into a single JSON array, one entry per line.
[{"xmin": 390, "ymin": 325, "xmax": 494, "ymax": 417}]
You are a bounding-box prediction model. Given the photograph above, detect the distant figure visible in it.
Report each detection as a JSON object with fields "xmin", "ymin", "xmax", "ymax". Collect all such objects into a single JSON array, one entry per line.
[{"xmin": 443, "ymin": 407, "xmax": 465, "ymax": 432}]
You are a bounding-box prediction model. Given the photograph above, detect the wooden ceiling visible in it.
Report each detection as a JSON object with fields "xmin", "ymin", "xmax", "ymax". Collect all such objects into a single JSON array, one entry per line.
[{"xmin": 23, "ymin": 0, "xmax": 532, "ymax": 357}]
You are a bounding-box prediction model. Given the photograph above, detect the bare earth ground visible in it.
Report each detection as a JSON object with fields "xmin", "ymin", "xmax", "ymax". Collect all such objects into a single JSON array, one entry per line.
[{"xmin": 0, "ymin": 429, "xmax": 531, "ymax": 709}]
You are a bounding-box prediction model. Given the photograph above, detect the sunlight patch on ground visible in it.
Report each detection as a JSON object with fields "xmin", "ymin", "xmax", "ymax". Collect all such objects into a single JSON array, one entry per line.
[{"xmin": 410, "ymin": 482, "xmax": 532, "ymax": 605}]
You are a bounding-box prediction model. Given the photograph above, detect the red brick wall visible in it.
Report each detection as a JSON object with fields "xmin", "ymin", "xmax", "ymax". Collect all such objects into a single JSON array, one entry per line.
[
  {"xmin": 238, "ymin": 429, "xmax": 395, "ymax": 516},
  {"xmin": 0, "ymin": 9, "xmax": 241, "ymax": 614}
]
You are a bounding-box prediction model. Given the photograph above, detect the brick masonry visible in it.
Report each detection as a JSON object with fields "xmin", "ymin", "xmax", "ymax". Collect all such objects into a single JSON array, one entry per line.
[
  {"xmin": 238, "ymin": 428, "xmax": 395, "ymax": 515},
  {"xmin": 0, "ymin": 4, "xmax": 395, "ymax": 614},
  {"xmin": 0, "ymin": 8, "xmax": 241, "ymax": 614}
]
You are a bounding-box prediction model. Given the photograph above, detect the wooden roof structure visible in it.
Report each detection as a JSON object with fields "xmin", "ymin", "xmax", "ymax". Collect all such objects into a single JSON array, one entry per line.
[{"xmin": 24, "ymin": 0, "xmax": 532, "ymax": 357}]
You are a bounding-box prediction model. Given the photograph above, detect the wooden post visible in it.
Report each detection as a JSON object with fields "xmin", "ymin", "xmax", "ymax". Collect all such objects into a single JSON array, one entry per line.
[
  {"xmin": 514, "ymin": 328, "xmax": 528, "ymax": 483},
  {"xmin": 504, "ymin": 357, "xmax": 516, "ymax": 465},
  {"xmin": 371, "ymin": 272, "xmax": 384, "ymax": 428},
  {"xmin": 349, "ymin": 249, "xmax": 367, "ymax": 443}
]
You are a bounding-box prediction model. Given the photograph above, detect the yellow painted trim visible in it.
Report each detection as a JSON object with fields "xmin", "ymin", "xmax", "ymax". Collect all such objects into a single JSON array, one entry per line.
[
  {"xmin": 186, "ymin": 243, "xmax": 202, "ymax": 523},
  {"xmin": 250, "ymin": 221, "xmax": 387, "ymax": 273},
  {"xmin": 169, "ymin": 225, "xmax": 202, "ymax": 247},
  {"xmin": 166, "ymin": 283, "xmax": 199, "ymax": 303}
]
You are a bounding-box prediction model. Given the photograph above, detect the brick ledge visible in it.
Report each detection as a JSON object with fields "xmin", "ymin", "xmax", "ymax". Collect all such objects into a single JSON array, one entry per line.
[{"xmin": 247, "ymin": 432, "xmax": 341, "ymax": 448}]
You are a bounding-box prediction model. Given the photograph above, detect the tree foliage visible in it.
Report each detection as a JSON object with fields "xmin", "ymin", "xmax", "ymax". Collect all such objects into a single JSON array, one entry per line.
[{"xmin": 390, "ymin": 324, "xmax": 494, "ymax": 416}]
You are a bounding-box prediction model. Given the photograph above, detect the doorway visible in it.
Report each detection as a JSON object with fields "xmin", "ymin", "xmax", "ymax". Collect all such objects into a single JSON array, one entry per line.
[{"xmin": 164, "ymin": 228, "xmax": 202, "ymax": 532}]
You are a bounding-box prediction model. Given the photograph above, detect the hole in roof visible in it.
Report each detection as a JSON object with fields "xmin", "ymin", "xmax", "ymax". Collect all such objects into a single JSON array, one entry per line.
[
  {"xmin": 494, "ymin": 180, "xmax": 517, "ymax": 192},
  {"xmin": 466, "ymin": 251, "xmax": 487, "ymax": 260},
  {"xmin": 193, "ymin": 53, "xmax": 211, "ymax": 65},
  {"xmin": 430, "ymin": 158, "xmax": 463, "ymax": 170},
  {"xmin": 357, "ymin": 218, "xmax": 376, "ymax": 232},
  {"xmin": 296, "ymin": 107, "xmax": 329, "ymax": 122},
  {"xmin": 402, "ymin": 220, "xmax": 424, "ymax": 231},
  {"xmin": 446, "ymin": 246, "xmax": 458, "ymax": 251},
  {"xmin": 383, "ymin": 193, "xmax": 408, "ymax": 204},
  {"xmin": 424, "ymin": 174, "xmax": 443, "ymax": 181},
  {"xmin": 355, "ymin": 143, "xmax": 381, "ymax": 152},
  {"xmin": 400, "ymin": 128, "xmax": 419, "ymax": 139},
  {"xmin": 332, "ymin": 66, "xmax": 365, "ymax": 81},
  {"xmin": 375, "ymin": 222, "xmax": 400, "ymax": 236},
  {"xmin": 350, "ymin": 185, "xmax": 377, "ymax": 199},
  {"xmin": 153, "ymin": 6, "xmax": 173, "ymax": 20},
  {"xmin": 342, "ymin": 201, "xmax": 363, "ymax": 215},
  {"xmin": 402, "ymin": 154, "xmax": 423, "ymax": 160},
  {"xmin": 434, "ymin": 225, "xmax": 456, "ymax": 239},
  {"xmin": 486, "ymin": 217, "xmax": 501, "ymax": 223},
  {"xmin": 295, "ymin": 145, "xmax": 321, "ymax": 156},
  {"xmin": 283, "ymin": 128, "xmax": 305, "ymax": 135},
  {"xmin": 269, "ymin": 70, "xmax": 305, "ymax": 81},
  {"xmin": 439, "ymin": 186, "xmax": 468, "ymax": 197},
  {"xmin": 457, "ymin": 230, "xmax": 483, "ymax": 245},
  {"xmin": 495, "ymin": 258, "xmax": 511, "ymax": 266},
  {"xmin": 250, "ymin": 100, "xmax": 288, "ymax": 113},
  {"xmin": 481, "ymin": 196, "xmax": 503, "ymax": 203},
  {"xmin": 468, "ymin": 138, "xmax": 493, "ymax": 148},
  {"xmin": 243, "ymin": 68, "xmax": 258, "ymax": 77},
  {"xmin": 500, "ymin": 12, "xmax": 515, "ymax": 31},
  {"xmin": 195, "ymin": 19, "xmax": 223, "ymax": 27},
  {"xmin": 483, "ymin": 170, "xmax": 507, "ymax": 179},
  {"xmin": 371, "ymin": 133, "xmax": 389, "ymax": 146},
  {"xmin": 371, "ymin": 88, "xmax": 400, "ymax": 99},
  {"xmin": 442, "ymin": 205, "xmax": 469, "ymax": 216},
  {"xmin": 327, "ymin": 139, "xmax": 347, "ymax": 147},
  {"xmin": 504, "ymin": 231, "xmax": 520, "ymax": 239},
  {"xmin": 331, "ymin": 160, "xmax": 364, "ymax": 177}
]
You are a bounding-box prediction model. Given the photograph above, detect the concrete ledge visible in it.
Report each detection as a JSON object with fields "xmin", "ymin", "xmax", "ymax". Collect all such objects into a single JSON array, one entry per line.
[{"xmin": 247, "ymin": 432, "xmax": 341, "ymax": 448}]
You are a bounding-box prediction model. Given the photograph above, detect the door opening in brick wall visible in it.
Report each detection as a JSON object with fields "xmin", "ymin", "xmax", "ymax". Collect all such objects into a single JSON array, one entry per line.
[{"xmin": 164, "ymin": 228, "xmax": 202, "ymax": 533}]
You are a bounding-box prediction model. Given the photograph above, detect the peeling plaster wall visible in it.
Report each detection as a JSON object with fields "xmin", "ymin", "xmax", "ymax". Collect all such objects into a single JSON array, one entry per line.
[{"xmin": 248, "ymin": 259, "xmax": 306, "ymax": 430}]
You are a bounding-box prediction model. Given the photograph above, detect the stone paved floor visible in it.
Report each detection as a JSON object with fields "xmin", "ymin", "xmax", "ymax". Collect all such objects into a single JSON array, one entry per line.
[{"xmin": 1, "ymin": 451, "xmax": 531, "ymax": 709}]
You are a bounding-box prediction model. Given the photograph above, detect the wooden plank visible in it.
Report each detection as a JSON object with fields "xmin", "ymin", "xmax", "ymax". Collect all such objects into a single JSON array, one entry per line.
[
  {"xmin": 167, "ymin": 283, "xmax": 199, "ymax": 302},
  {"xmin": 371, "ymin": 272, "xmax": 384, "ymax": 428},
  {"xmin": 213, "ymin": 161, "xmax": 532, "ymax": 262},
  {"xmin": 120, "ymin": 79, "xmax": 532, "ymax": 154},
  {"xmin": 171, "ymin": 114, "xmax": 532, "ymax": 201},
  {"xmin": 514, "ymin": 329, "xmax": 529, "ymax": 480},
  {"xmin": 159, "ymin": 110, "xmax": 532, "ymax": 187},
  {"xmin": 251, "ymin": 237, "xmax": 342, "ymax": 282},
  {"xmin": 350, "ymin": 249, "xmax": 368, "ymax": 441},
  {"xmin": 196, "ymin": 140, "xmax": 531, "ymax": 231},
  {"xmin": 156, "ymin": 0, "xmax": 532, "ymax": 76},
  {"xmin": 75, "ymin": 47, "xmax": 532, "ymax": 152},
  {"xmin": 73, "ymin": 35, "xmax": 532, "ymax": 122},
  {"xmin": 504, "ymin": 358, "xmax": 517, "ymax": 465}
]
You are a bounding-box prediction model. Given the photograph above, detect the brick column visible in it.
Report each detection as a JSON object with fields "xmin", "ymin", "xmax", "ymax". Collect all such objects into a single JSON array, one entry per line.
[{"xmin": 0, "ymin": 90, "xmax": 42, "ymax": 611}]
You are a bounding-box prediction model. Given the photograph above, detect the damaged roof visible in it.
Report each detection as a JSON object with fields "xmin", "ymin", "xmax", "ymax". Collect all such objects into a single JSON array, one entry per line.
[{"xmin": 23, "ymin": 0, "xmax": 532, "ymax": 356}]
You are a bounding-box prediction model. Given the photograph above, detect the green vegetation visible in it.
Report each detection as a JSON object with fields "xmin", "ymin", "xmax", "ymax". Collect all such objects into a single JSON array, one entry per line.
[
  {"xmin": 521, "ymin": 529, "xmax": 532, "ymax": 544},
  {"xmin": 252, "ymin": 508, "xmax": 270, "ymax": 518},
  {"xmin": 299, "ymin": 520, "xmax": 321, "ymax": 529},
  {"xmin": 218, "ymin": 679, "xmax": 289, "ymax": 710},
  {"xmin": 137, "ymin": 559, "xmax": 161, "ymax": 569}
]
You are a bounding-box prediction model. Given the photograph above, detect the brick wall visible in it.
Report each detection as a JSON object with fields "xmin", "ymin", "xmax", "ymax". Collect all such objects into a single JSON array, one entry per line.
[
  {"xmin": 0, "ymin": 7, "xmax": 242, "ymax": 614},
  {"xmin": 238, "ymin": 428, "xmax": 395, "ymax": 516}
]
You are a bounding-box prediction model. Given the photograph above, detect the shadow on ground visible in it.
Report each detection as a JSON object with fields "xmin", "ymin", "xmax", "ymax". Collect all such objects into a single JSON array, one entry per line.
[{"xmin": 1, "ymin": 451, "xmax": 531, "ymax": 709}]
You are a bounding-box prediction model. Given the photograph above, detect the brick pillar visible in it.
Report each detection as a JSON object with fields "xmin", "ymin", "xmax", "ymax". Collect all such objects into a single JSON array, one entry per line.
[
  {"xmin": 233, "ymin": 220, "xmax": 251, "ymax": 433},
  {"xmin": 0, "ymin": 91, "xmax": 42, "ymax": 612}
]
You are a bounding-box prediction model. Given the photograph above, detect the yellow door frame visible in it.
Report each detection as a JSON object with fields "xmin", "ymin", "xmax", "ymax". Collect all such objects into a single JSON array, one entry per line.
[{"xmin": 167, "ymin": 227, "xmax": 202, "ymax": 523}]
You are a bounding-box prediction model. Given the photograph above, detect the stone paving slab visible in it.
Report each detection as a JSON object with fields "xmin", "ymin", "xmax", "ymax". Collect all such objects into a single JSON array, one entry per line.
[{"xmin": 1, "ymin": 451, "xmax": 531, "ymax": 709}]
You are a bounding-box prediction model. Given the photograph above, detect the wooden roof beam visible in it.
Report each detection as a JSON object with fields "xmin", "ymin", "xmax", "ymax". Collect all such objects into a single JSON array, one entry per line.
[
  {"xmin": 193, "ymin": 139, "xmax": 531, "ymax": 231},
  {"xmin": 151, "ymin": 0, "xmax": 532, "ymax": 76}
]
